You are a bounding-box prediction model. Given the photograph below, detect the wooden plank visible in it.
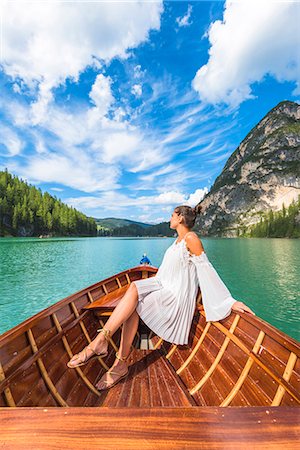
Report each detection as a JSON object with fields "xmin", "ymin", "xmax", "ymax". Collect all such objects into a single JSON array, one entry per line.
[
  {"xmin": 0, "ymin": 363, "xmax": 15, "ymax": 407},
  {"xmin": 220, "ymin": 331, "xmax": 265, "ymax": 406},
  {"xmin": 26, "ymin": 329, "xmax": 68, "ymax": 407},
  {"xmin": 165, "ymin": 344, "xmax": 177, "ymax": 359},
  {"xmin": 1, "ymin": 407, "xmax": 299, "ymax": 449},
  {"xmin": 99, "ymin": 349, "xmax": 194, "ymax": 408},
  {"xmin": 272, "ymin": 352, "xmax": 297, "ymax": 406},
  {"xmin": 189, "ymin": 315, "xmax": 240, "ymax": 395},
  {"xmin": 176, "ymin": 322, "xmax": 211, "ymax": 374},
  {"xmin": 84, "ymin": 285, "xmax": 128, "ymax": 310},
  {"xmin": 197, "ymin": 305, "xmax": 300, "ymax": 358},
  {"xmin": 206, "ymin": 313, "xmax": 300, "ymax": 403},
  {"xmin": 0, "ymin": 311, "xmax": 92, "ymax": 393},
  {"xmin": 52, "ymin": 314, "xmax": 103, "ymax": 397},
  {"xmin": 153, "ymin": 338, "xmax": 163, "ymax": 349}
]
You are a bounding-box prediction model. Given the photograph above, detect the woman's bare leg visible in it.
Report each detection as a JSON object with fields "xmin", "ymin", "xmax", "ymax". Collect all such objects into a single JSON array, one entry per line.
[
  {"xmin": 119, "ymin": 309, "xmax": 140, "ymax": 357},
  {"xmin": 67, "ymin": 282, "xmax": 139, "ymax": 366},
  {"xmin": 101, "ymin": 282, "xmax": 139, "ymax": 337},
  {"xmin": 95, "ymin": 310, "xmax": 140, "ymax": 389}
]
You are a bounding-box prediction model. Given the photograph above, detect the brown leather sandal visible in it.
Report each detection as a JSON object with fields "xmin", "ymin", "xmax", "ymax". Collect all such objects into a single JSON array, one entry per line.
[
  {"xmin": 67, "ymin": 327, "xmax": 111, "ymax": 368},
  {"xmin": 96, "ymin": 351, "xmax": 130, "ymax": 390}
]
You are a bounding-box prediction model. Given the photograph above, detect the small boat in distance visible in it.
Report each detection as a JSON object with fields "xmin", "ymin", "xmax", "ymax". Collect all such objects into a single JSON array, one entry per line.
[{"xmin": 0, "ymin": 264, "xmax": 299, "ymax": 448}]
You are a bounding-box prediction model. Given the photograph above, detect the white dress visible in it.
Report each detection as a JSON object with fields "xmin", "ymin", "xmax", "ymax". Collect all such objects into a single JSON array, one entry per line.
[{"xmin": 134, "ymin": 235, "xmax": 237, "ymax": 345}]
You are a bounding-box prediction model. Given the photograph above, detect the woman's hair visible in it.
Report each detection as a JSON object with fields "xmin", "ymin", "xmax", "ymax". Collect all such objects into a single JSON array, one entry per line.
[{"xmin": 174, "ymin": 204, "xmax": 202, "ymax": 229}]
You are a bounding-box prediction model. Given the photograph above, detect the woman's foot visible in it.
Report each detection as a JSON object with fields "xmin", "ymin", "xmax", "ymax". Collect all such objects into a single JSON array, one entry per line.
[
  {"xmin": 67, "ymin": 327, "xmax": 110, "ymax": 368},
  {"xmin": 96, "ymin": 351, "xmax": 130, "ymax": 390}
]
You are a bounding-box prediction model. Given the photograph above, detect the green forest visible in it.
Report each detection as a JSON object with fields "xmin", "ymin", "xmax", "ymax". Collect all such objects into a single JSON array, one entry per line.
[
  {"xmin": 239, "ymin": 195, "xmax": 300, "ymax": 238},
  {"xmin": 0, "ymin": 169, "xmax": 97, "ymax": 237},
  {"xmin": 98, "ymin": 221, "xmax": 174, "ymax": 237}
]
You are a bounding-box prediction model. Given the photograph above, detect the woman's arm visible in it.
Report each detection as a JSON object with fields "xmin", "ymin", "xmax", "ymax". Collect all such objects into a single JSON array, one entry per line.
[{"xmin": 185, "ymin": 234, "xmax": 255, "ymax": 320}]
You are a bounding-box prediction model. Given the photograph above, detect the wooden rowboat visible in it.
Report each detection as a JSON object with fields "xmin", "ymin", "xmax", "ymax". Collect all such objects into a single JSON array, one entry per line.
[{"xmin": 1, "ymin": 265, "xmax": 299, "ymax": 449}]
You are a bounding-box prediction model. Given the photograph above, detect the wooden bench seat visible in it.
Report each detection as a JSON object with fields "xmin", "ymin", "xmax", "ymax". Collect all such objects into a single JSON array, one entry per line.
[{"xmin": 84, "ymin": 285, "xmax": 129, "ymax": 310}]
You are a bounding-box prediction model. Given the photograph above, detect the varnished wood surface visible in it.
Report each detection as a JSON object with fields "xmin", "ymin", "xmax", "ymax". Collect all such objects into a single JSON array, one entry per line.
[
  {"xmin": 96, "ymin": 349, "xmax": 196, "ymax": 407},
  {"xmin": 84, "ymin": 285, "xmax": 128, "ymax": 310},
  {"xmin": 1, "ymin": 406, "xmax": 299, "ymax": 449}
]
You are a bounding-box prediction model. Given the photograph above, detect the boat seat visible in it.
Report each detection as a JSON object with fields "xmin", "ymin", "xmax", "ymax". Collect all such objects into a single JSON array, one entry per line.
[
  {"xmin": 84, "ymin": 285, "xmax": 129, "ymax": 310},
  {"xmin": 95, "ymin": 349, "xmax": 196, "ymax": 407}
]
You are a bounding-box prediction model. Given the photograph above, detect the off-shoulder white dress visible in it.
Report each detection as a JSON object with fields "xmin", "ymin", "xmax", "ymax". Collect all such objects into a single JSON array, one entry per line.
[{"xmin": 134, "ymin": 234, "xmax": 237, "ymax": 345}]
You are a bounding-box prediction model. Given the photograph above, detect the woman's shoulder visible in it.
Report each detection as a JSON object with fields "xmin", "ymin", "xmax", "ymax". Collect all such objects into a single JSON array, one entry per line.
[
  {"xmin": 185, "ymin": 231, "xmax": 199, "ymax": 240},
  {"xmin": 184, "ymin": 231, "xmax": 202, "ymax": 244},
  {"xmin": 184, "ymin": 232, "xmax": 205, "ymax": 255}
]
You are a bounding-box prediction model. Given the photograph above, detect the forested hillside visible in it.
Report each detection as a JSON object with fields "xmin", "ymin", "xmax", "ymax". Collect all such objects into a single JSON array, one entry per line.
[
  {"xmin": 0, "ymin": 169, "xmax": 97, "ymax": 237},
  {"xmin": 98, "ymin": 220, "xmax": 173, "ymax": 237},
  {"xmin": 243, "ymin": 196, "xmax": 300, "ymax": 238}
]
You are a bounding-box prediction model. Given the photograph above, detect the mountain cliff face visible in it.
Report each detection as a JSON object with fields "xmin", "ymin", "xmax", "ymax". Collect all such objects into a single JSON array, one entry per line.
[{"xmin": 195, "ymin": 101, "xmax": 300, "ymax": 237}]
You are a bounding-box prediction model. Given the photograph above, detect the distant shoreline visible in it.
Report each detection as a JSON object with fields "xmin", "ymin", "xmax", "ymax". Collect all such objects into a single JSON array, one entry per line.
[{"xmin": 0, "ymin": 235, "xmax": 298, "ymax": 240}]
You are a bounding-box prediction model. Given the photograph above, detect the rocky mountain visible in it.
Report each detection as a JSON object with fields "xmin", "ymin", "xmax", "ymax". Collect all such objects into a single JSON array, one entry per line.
[{"xmin": 195, "ymin": 101, "xmax": 300, "ymax": 237}]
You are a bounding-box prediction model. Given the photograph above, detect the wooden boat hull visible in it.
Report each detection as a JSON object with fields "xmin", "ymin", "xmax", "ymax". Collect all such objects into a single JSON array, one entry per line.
[{"xmin": 0, "ymin": 265, "xmax": 299, "ymax": 447}]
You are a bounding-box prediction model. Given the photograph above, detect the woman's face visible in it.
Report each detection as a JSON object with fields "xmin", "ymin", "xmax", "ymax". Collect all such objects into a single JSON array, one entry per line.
[{"xmin": 170, "ymin": 210, "xmax": 181, "ymax": 229}]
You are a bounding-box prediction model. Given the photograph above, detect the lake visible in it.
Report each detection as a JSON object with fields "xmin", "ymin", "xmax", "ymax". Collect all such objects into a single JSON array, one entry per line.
[{"xmin": 0, "ymin": 236, "xmax": 299, "ymax": 341}]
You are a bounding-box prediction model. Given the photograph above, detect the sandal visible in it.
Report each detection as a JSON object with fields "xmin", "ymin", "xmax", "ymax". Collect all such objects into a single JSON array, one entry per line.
[
  {"xmin": 67, "ymin": 327, "xmax": 111, "ymax": 368},
  {"xmin": 96, "ymin": 351, "xmax": 130, "ymax": 390}
]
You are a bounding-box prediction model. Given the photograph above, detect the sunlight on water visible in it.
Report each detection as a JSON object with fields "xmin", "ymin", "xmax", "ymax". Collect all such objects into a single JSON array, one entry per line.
[{"xmin": 0, "ymin": 236, "xmax": 299, "ymax": 341}]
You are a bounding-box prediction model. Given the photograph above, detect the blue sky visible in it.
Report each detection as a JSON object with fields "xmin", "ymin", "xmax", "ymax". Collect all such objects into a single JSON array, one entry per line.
[{"xmin": 0, "ymin": 1, "xmax": 299, "ymax": 224}]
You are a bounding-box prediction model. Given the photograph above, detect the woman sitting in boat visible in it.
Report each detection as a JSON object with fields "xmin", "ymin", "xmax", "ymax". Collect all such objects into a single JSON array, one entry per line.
[{"xmin": 67, "ymin": 204, "xmax": 255, "ymax": 390}]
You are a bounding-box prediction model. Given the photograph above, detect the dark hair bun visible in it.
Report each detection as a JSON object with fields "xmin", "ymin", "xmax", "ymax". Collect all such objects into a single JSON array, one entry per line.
[{"xmin": 193, "ymin": 204, "xmax": 202, "ymax": 216}]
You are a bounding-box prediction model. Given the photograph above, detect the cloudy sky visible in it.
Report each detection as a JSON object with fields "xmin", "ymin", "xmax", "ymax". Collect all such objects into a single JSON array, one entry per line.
[{"xmin": 0, "ymin": 0, "xmax": 299, "ymax": 224}]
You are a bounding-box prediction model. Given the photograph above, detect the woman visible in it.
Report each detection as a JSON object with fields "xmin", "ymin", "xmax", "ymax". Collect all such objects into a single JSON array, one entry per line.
[{"xmin": 67, "ymin": 205, "xmax": 255, "ymax": 390}]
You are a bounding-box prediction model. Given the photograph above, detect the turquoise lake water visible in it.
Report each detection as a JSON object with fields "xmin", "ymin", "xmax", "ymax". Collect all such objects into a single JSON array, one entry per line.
[{"xmin": 0, "ymin": 236, "xmax": 299, "ymax": 341}]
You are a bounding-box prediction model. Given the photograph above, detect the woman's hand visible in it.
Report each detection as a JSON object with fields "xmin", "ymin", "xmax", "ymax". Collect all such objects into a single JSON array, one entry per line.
[{"xmin": 232, "ymin": 301, "xmax": 255, "ymax": 315}]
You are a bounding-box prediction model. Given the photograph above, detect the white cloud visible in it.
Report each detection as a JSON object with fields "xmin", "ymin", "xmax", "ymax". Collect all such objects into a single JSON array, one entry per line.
[
  {"xmin": 176, "ymin": 5, "xmax": 193, "ymax": 28},
  {"xmin": 89, "ymin": 74, "xmax": 114, "ymax": 116},
  {"xmin": 2, "ymin": 1, "xmax": 163, "ymax": 123},
  {"xmin": 131, "ymin": 84, "xmax": 142, "ymax": 97},
  {"xmin": 154, "ymin": 191, "xmax": 186, "ymax": 204},
  {"xmin": 0, "ymin": 124, "xmax": 23, "ymax": 157},
  {"xmin": 192, "ymin": 0, "xmax": 300, "ymax": 107},
  {"xmin": 138, "ymin": 162, "xmax": 185, "ymax": 183},
  {"xmin": 35, "ymin": 141, "xmax": 47, "ymax": 155},
  {"xmin": 65, "ymin": 190, "xmax": 186, "ymax": 212},
  {"xmin": 133, "ymin": 65, "xmax": 144, "ymax": 79},
  {"xmin": 186, "ymin": 188, "xmax": 209, "ymax": 207},
  {"xmin": 9, "ymin": 153, "xmax": 121, "ymax": 193},
  {"xmin": 3, "ymin": 69, "xmax": 238, "ymax": 196},
  {"xmin": 0, "ymin": 2, "xmax": 170, "ymax": 193},
  {"xmin": 50, "ymin": 187, "xmax": 64, "ymax": 192},
  {"xmin": 65, "ymin": 187, "xmax": 209, "ymax": 217},
  {"xmin": 101, "ymin": 132, "xmax": 142, "ymax": 164},
  {"xmin": 4, "ymin": 82, "xmax": 173, "ymax": 191},
  {"xmin": 207, "ymin": 151, "xmax": 232, "ymax": 164}
]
